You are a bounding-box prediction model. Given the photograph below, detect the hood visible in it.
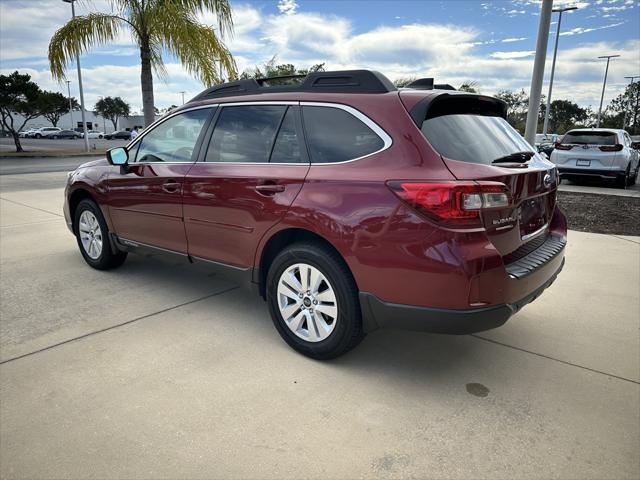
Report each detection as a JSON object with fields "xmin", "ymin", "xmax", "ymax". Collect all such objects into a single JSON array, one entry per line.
[{"xmin": 78, "ymin": 157, "xmax": 110, "ymax": 169}]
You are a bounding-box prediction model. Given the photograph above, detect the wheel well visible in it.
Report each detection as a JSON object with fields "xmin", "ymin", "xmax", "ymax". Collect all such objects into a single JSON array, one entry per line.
[
  {"xmin": 68, "ymin": 189, "xmax": 96, "ymax": 234},
  {"xmin": 257, "ymin": 228, "xmax": 356, "ymax": 298}
]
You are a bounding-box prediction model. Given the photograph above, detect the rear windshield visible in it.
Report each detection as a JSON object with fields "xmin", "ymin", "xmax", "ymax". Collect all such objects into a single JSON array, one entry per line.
[
  {"xmin": 560, "ymin": 131, "xmax": 616, "ymax": 145},
  {"xmin": 421, "ymin": 114, "xmax": 534, "ymax": 165}
]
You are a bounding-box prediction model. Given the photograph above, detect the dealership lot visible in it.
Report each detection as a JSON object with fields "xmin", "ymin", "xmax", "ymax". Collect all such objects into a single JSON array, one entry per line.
[
  {"xmin": 0, "ymin": 137, "xmax": 128, "ymax": 153},
  {"xmin": 0, "ymin": 169, "xmax": 638, "ymax": 479}
]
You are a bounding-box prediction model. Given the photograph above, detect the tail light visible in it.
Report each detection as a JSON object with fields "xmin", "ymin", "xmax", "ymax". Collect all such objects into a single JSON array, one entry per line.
[
  {"xmin": 387, "ymin": 181, "xmax": 511, "ymax": 228},
  {"xmin": 599, "ymin": 144, "xmax": 623, "ymax": 152},
  {"xmin": 555, "ymin": 142, "xmax": 573, "ymax": 150}
]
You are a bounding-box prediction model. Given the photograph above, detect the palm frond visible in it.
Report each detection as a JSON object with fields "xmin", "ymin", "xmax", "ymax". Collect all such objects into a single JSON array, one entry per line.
[
  {"xmin": 48, "ymin": 13, "xmax": 127, "ymax": 81},
  {"xmin": 148, "ymin": 4, "xmax": 237, "ymax": 85},
  {"xmin": 167, "ymin": 0, "xmax": 234, "ymax": 38}
]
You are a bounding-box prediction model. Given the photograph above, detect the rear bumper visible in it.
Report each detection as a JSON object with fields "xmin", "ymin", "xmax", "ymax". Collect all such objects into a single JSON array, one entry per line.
[
  {"xmin": 558, "ymin": 167, "xmax": 624, "ymax": 179},
  {"xmin": 359, "ymin": 256, "xmax": 564, "ymax": 335}
]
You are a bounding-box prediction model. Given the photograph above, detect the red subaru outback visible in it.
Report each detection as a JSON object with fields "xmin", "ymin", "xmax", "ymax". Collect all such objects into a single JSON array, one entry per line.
[{"xmin": 64, "ymin": 70, "xmax": 566, "ymax": 359}]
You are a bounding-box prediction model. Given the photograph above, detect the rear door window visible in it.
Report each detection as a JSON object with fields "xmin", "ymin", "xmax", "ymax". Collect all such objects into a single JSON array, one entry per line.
[
  {"xmin": 561, "ymin": 131, "xmax": 616, "ymax": 145},
  {"xmin": 302, "ymin": 106, "xmax": 385, "ymax": 163},
  {"xmin": 270, "ymin": 107, "xmax": 303, "ymax": 163},
  {"xmin": 206, "ymin": 105, "xmax": 286, "ymax": 163},
  {"xmin": 420, "ymin": 114, "xmax": 534, "ymax": 165}
]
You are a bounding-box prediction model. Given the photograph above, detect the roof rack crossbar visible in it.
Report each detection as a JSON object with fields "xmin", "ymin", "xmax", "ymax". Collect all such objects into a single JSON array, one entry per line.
[{"xmin": 189, "ymin": 70, "xmax": 397, "ymax": 102}]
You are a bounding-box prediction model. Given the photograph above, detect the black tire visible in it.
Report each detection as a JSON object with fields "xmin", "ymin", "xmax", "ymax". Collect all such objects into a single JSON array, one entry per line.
[
  {"xmin": 73, "ymin": 199, "xmax": 127, "ymax": 270},
  {"xmin": 629, "ymin": 165, "xmax": 638, "ymax": 186},
  {"xmin": 35, "ymin": 134, "xmax": 41, "ymax": 139},
  {"xmin": 615, "ymin": 165, "xmax": 631, "ymax": 189},
  {"xmin": 52, "ymin": 135, "xmax": 58, "ymax": 139},
  {"xmin": 266, "ymin": 242, "xmax": 364, "ymax": 360},
  {"xmin": 98, "ymin": 135, "xmax": 103, "ymax": 139}
]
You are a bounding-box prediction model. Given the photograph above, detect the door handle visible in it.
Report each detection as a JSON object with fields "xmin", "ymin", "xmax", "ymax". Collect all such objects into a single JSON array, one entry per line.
[
  {"xmin": 255, "ymin": 183, "xmax": 286, "ymax": 196},
  {"xmin": 162, "ymin": 180, "xmax": 180, "ymax": 193}
]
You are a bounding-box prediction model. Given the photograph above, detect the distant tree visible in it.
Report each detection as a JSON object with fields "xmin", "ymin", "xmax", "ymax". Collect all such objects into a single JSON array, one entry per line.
[
  {"xmin": 607, "ymin": 81, "xmax": 640, "ymax": 134},
  {"xmin": 393, "ymin": 77, "xmax": 418, "ymax": 88},
  {"xmin": 546, "ymin": 99, "xmax": 589, "ymax": 133},
  {"xmin": 94, "ymin": 96, "xmax": 131, "ymax": 130},
  {"xmin": 239, "ymin": 57, "xmax": 325, "ymax": 82},
  {"xmin": 458, "ymin": 80, "xmax": 480, "ymax": 93},
  {"xmin": 0, "ymin": 71, "xmax": 46, "ymax": 152},
  {"xmin": 495, "ymin": 89, "xmax": 529, "ymax": 130},
  {"xmin": 39, "ymin": 91, "xmax": 78, "ymax": 127}
]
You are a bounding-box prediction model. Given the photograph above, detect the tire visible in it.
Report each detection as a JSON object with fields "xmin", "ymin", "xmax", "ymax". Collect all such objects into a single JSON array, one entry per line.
[
  {"xmin": 35, "ymin": 134, "xmax": 41, "ymax": 139},
  {"xmin": 266, "ymin": 242, "xmax": 364, "ymax": 360},
  {"xmin": 615, "ymin": 165, "xmax": 631, "ymax": 189},
  {"xmin": 629, "ymin": 164, "xmax": 638, "ymax": 186},
  {"xmin": 98, "ymin": 135, "xmax": 103, "ymax": 139},
  {"xmin": 73, "ymin": 199, "xmax": 127, "ymax": 270},
  {"xmin": 52, "ymin": 135, "xmax": 58, "ymax": 139}
]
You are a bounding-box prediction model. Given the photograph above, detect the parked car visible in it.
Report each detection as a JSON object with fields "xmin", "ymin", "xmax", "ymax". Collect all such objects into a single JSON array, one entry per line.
[
  {"xmin": 30, "ymin": 127, "xmax": 62, "ymax": 138},
  {"xmin": 64, "ymin": 70, "xmax": 567, "ymax": 359},
  {"xmin": 104, "ymin": 130, "xmax": 131, "ymax": 140},
  {"xmin": 18, "ymin": 129, "xmax": 37, "ymax": 138},
  {"xmin": 51, "ymin": 129, "xmax": 81, "ymax": 139},
  {"xmin": 81, "ymin": 130, "xmax": 104, "ymax": 139},
  {"xmin": 550, "ymin": 128, "xmax": 640, "ymax": 187}
]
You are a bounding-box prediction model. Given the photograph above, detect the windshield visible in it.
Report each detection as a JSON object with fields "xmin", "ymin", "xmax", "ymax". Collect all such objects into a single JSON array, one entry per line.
[
  {"xmin": 561, "ymin": 131, "xmax": 616, "ymax": 145},
  {"xmin": 421, "ymin": 114, "xmax": 534, "ymax": 165}
]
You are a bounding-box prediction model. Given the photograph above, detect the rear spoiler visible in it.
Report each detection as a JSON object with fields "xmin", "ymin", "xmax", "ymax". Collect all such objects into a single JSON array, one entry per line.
[
  {"xmin": 405, "ymin": 78, "xmax": 457, "ymax": 91},
  {"xmin": 408, "ymin": 92, "xmax": 508, "ymax": 128}
]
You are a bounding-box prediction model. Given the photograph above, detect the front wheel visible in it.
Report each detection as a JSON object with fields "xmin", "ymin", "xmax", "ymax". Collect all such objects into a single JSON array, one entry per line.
[
  {"xmin": 266, "ymin": 242, "xmax": 364, "ymax": 360},
  {"xmin": 98, "ymin": 135, "xmax": 103, "ymax": 139},
  {"xmin": 73, "ymin": 199, "xmax": 127, "ymax": 270},
  {"xmin": 35, "ymin": 134, "xmax": 41, "ymax": 139},
  {"xmin": 52, "ymin": 135, "xmax": 58, "ymax": 139}
]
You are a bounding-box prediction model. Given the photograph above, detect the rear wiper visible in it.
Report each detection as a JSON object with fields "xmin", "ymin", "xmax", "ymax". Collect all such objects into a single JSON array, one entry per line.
[{"xmin": 491, "ymin": 151, "xmax": 535, "ymax": 164}]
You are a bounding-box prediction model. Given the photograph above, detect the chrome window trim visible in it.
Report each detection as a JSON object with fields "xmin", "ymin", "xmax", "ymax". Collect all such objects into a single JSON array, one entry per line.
[
  {"xmin": 300, "ymin": 101, "xmax": 393, "ymax": 165},
  {"xmin": 126, "ymin": 104, "xmax": 218, "ymax": 164}
]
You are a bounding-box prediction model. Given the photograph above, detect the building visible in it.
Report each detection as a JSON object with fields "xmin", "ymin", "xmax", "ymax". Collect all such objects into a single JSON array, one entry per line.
[{"xmin": 5, "ymin": 110, "xmax": 158, "ymax": 134}]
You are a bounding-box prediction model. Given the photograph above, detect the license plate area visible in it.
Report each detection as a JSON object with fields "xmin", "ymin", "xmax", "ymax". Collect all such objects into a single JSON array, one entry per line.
[
  {"xmin": 576, "ymin": 159, "xmax": 591, "ymax": 166},
  {"xmin": 519, "ymin": 195, "xmax": 549, "ymax": 240}
]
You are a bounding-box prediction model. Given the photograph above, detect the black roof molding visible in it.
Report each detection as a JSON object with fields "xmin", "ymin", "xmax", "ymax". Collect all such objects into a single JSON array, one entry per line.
[
  {"xmin": 189, "ymin": 70, "xmax": 397, "ymax": 102},
  {"xmin": 405, "ymin": 78, "xmax": 457, "ymax": 91}
]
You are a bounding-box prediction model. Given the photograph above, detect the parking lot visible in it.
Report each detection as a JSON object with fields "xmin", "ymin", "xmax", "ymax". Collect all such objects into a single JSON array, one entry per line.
[
  {"xmin": 0, "ymin": 162, "xmax": 639, "ymax": 479},
  {"xmin": 0, "ymin": 137, "xmax": 128, "ymax": 153}
]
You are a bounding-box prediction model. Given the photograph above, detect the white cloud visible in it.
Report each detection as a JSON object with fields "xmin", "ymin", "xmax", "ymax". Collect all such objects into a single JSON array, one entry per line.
[
  {"xmin": 490, "ymin": 50, "xmax": 536, "ymax": 59},
  {"xmin": 502, "ymin": 37, "xmax": 528, "ymax": 42},
  {"xmin": 277, "ymin": 0, "xmax": 299, "ymax": 16},
  {"xmin": 560, "ymin": 21, "xmax": 626, "ymax": 36}
]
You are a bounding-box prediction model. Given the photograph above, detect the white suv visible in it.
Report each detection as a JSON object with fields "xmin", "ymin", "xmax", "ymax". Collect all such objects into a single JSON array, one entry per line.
[
  {"xmin": 31, "ymin": 127, "xmax": 62, "ymax": 139},
  {"xmin": 550, "ymin": 128, "xmax": 640, "ymax": 187}
]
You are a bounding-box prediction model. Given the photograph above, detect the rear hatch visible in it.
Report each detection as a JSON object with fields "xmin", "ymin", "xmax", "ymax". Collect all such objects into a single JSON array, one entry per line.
[
  {"xmin": 552, "ymin": 130, "xmax": 620, "ymax": 169},
  {"xmin": 406, "ymin": 92, "xmax": 558, "ymax": 258}
]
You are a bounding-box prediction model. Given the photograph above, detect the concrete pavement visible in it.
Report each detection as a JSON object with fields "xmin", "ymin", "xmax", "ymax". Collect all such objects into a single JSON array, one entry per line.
[{"xmin": 1, "ymin": 175, "xmax": 638, "ymax": 479}]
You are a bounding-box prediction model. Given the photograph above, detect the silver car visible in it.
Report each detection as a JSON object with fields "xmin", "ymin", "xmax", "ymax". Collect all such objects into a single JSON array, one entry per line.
[{"xmin": 550, "ymin": 128, "xmax": 639, "ymax": 187}]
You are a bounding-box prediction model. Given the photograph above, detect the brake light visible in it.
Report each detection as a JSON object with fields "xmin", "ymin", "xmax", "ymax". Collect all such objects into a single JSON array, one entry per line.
[
  {"xmin": 387, "ymin": 181, "xmax": 510, "ymax": 227},
  {"xmin": 555, "ymin": 142, "xmax": 573, "ymax": 150},
  {"xmin": 599, "ymin": 144, "xmax": 623, "ymax": 152}
]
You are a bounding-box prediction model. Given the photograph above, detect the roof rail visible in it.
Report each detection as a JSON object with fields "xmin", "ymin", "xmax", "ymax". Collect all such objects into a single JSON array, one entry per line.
[
  {"xmin": 189, "ymin": 70, "xmax": 397, "ymax": 102},
  {"xmin": 405, "ymin": 78, "xmax": 457, "ymax": 91}
]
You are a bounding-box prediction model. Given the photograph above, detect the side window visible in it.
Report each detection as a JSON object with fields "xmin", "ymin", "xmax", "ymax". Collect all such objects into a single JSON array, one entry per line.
[
  {"xmin": 134, "ymin": 109, "xmax": 210, "ymax": 163},
  {"xmin": 624, "ymin": 133, "xmax": 631, "ymax": 146},
  {"xmin": 270, "ymin": 107, "xmax": 303, "ymax": 163},
  {"xmin": 302, "ymin": 106, "xmax": 384, "ymax": 163},
  {"xmin": 205, "ymin": 105, "xmax": 286, "ymax": 163}
]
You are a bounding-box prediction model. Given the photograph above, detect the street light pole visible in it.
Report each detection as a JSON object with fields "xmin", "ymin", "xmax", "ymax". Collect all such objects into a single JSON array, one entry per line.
[
  {"xmin": 179, "ymin": 91, "xmax": 185, "ymax": 105},
  {"xmin": 596, "ymin": 54, "xmax": 620, "ymax": 128},
  {"xmin": 63, "ymin": 0, "xmax": 89, "ymax": 151},
  {"xmin": 542, "ymin": 5, "xmax": 578, "ymax": 136},
  {"xmin": 524, "ymin": 0, "xmax": 553, "ymax": 146},
  {"xmin": 66, "ymin": 80, "xmax": 74, "ymax": 130},
  {"xmin": 622, "ymin": 75, "xmax": 639, "ymax": 130}
]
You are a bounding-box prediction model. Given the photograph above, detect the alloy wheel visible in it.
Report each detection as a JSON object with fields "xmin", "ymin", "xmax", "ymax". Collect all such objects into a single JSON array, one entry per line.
[
  {"xmin": 78, "ymin": 210, "xmax": 103, "ymax": 260},
  {"xmin": 277, "ymin": 263, "xmax": 338, "ymax": 342}
]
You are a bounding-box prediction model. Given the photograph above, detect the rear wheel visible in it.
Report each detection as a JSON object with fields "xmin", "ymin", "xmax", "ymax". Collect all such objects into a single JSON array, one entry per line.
[
  {"xmin": 266, "ymin": 242, "xmax": 364, "ymax": 359},
  {"xmin": 74, "ymin": 199, "xmax": 127, "ymax": 270},
  {"xmin": 35, "ymin": 134, "xmax": 41, "ymax": 139},
  {"xmin": 616, "ymin": 165, "xmax": 631, "ymax": 189}
]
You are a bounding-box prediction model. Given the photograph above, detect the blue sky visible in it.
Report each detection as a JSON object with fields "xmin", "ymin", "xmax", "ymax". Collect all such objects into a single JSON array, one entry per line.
[{"xmin": 1, "ymin": 0, "xmax": 638, "ymax": 112}]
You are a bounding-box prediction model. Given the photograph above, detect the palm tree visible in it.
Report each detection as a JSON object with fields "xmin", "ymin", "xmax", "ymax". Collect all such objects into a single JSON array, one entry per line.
[{"xmin": 49, "ymin": 0, "xmax": 238, "ymax": 127}]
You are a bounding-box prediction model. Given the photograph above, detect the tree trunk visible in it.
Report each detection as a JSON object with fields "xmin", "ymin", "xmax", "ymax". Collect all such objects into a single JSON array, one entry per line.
[
  {"xmin": 111, "ymin": 118, "xmax": 118, "ymax": 131},
  {"xmin": 11, "ymin": 132, "xmax": 23, "ymax": 153},
  {"xmin": 140, "ymin": 40, "xmax": 155, "ymax": 128}
]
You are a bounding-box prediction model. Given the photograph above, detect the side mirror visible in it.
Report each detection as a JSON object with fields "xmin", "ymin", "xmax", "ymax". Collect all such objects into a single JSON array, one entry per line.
[{"xmin": 107, "ymin": 147, "xmax": 129, "ymax": 173}]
